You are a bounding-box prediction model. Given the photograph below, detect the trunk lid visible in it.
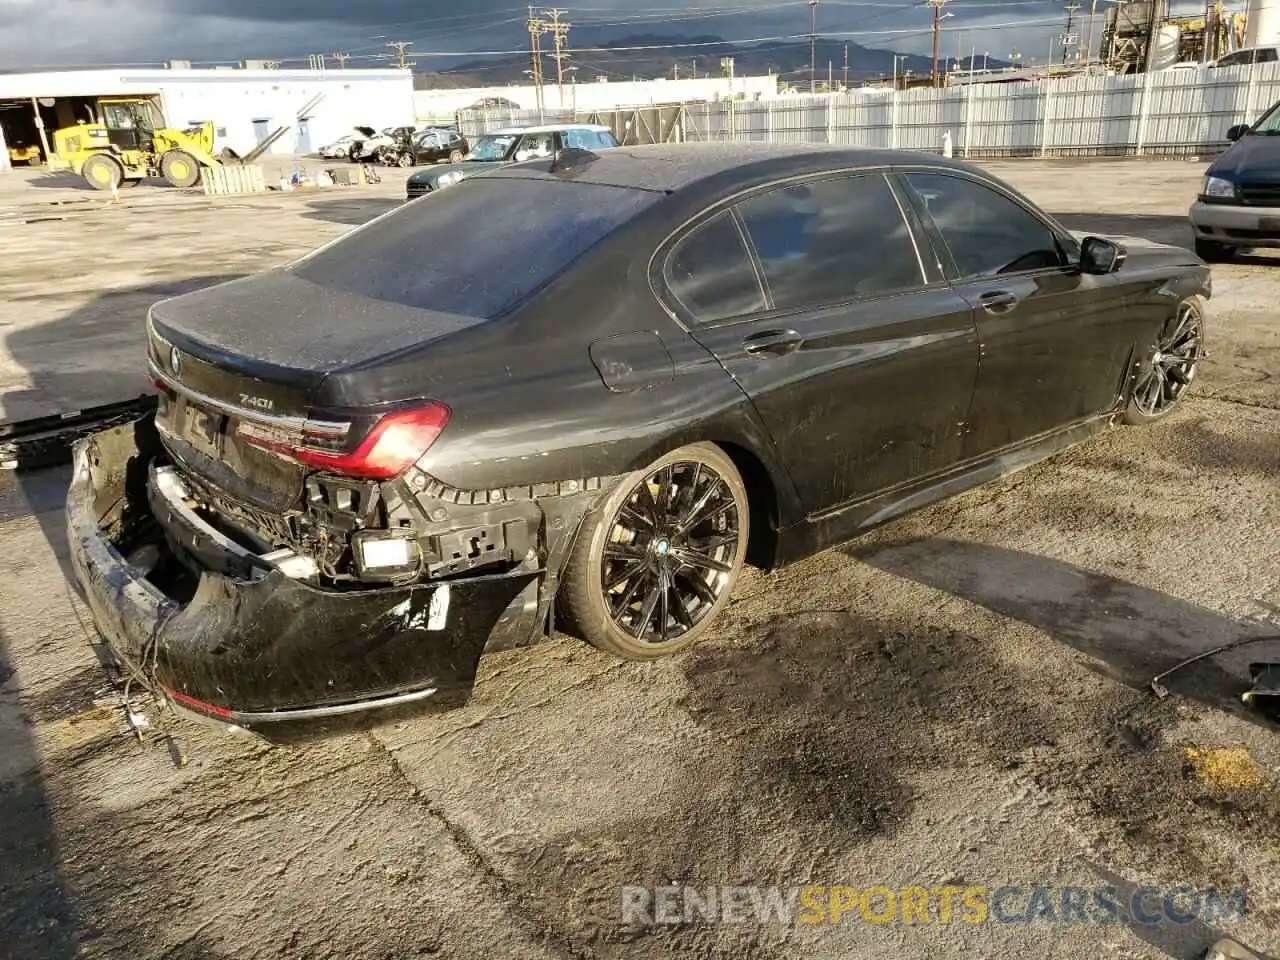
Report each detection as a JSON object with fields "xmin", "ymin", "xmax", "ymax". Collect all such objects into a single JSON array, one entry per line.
[{"xmin": 147, "ymin": 268, "xmax": 485, "ymax": 511}]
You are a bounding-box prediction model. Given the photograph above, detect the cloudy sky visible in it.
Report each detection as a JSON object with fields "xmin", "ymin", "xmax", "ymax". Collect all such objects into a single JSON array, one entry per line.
[{"xmin": 0, "ymin": 0, "xmax": 1101, "ymax": 72}]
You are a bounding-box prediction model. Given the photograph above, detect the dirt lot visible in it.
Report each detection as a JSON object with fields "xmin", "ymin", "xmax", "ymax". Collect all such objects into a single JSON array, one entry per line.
[{"xmin": 0, "ymin": 156, "xmax": 1277, "ymax": 960}]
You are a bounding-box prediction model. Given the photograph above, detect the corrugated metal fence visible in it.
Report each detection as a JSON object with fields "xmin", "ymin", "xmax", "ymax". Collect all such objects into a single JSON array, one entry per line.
[{"xmin": 457, "ymin": 62, "xmax": 1280, "ymax": 158}]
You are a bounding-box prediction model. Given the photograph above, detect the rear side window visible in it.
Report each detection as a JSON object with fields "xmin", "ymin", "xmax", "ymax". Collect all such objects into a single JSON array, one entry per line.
[
  {"xmin": 664, "ymin": 212, "xmax": 765, "ymax": 322},
  {"xmin": 733, "ymin": 173, "xmax": 925, "ymax": 310},
  {"xmin": 293, "ymin": 178, "xmax": 656, "ymax": 318},
  {"xmin": 1258, "ymin": 48, "xmax": 1279, "ymax": 62},
  {"xmin": 903, "ymin": 172, "xmax": 1064, "ymax": 278}
]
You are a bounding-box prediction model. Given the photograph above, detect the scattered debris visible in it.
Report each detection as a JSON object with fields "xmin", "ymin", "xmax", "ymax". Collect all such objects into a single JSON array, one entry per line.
[{"xmin": 1182, "ymin": 747, "xmax": 1264, "ymax": 790}]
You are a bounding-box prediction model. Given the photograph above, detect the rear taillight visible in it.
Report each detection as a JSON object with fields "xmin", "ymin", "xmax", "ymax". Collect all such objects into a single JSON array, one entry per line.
[{"xmin": 242, "ymin": 402, "xmax": 451, "ymax": 480}]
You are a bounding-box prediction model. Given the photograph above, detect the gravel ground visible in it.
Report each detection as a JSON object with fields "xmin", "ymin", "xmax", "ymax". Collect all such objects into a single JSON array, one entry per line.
[{"xmin": 0, "ymin": 156, "xmax": 1276, "ymax": 960}]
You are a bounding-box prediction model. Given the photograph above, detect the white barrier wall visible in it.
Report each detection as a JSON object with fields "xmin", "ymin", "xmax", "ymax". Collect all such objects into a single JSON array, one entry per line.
[
  {"xmin": 460, "ymin": 62, "xmax": 1280, "ymax": 157},
  {"xmin": 415, "ymin": 74, "xmax": 780, "ymax": 120}
]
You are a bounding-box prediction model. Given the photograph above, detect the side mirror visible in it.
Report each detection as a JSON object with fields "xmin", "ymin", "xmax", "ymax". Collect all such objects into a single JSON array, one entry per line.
[
  {"xmin": 1227, "ymin": 123, "xmax": 1249, "ymax": 141},
  {"xmin": 1080, "ymin": 236, "xmax": 1125, "ymax": 275}
]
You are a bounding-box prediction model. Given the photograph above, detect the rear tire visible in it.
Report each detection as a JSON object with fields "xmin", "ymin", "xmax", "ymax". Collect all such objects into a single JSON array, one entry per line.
[
  {"xmin": 161, "ymin": 150, "xmax": 201, "ymax": 188},
  {"xmin": 81, "ymin": 153, "xmax": 122, "ymax": 191},
  {"xmin": 1194, "ymin": 238, "xmax": 1234, "ymax": 262},
  {"xmin": 558, "ymin": 443, "xmax": 749, "ymax": 660},
  {"xmin": 397, "ymin": 152, "xmax": 413, "ymax": 167},
  {"xmin": 1123, "ymin": 295, "xmax": 1206, "ymax": 426},
  {"xmin": 448, "ymin": 149, "xmax": 463, "ymax": 163}
]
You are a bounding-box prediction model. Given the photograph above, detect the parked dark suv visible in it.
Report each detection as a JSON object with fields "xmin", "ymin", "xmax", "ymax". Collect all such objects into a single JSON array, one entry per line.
[{"xmin": 1189, "ymin": 99, "xmax": 1280, "ymax": 260}]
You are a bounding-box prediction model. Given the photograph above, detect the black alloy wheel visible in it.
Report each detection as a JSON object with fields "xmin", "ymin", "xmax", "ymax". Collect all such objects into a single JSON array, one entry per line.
[
  {"xmin": 1124, "ymin": 296, "xmax": 1206, "ymax": 425},
  {"xmin": 559, "ymin": 443, "xmax": 749, "ymax": 659}
]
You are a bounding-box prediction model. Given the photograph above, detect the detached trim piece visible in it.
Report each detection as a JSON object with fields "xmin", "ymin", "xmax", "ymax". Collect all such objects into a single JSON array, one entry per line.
[{"xmin": 0, "ymin": 394, "xmax": 159, "ymax": 472}]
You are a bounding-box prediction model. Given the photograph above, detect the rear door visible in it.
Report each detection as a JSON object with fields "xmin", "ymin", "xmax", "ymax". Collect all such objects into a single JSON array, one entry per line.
[
  {"xmin": 898, "ymin": 169, "xmax": 1135, "ymax": 458},
  {"xmin": 660, "ymin": 171, "xmax": 980, "ymax": 514}
]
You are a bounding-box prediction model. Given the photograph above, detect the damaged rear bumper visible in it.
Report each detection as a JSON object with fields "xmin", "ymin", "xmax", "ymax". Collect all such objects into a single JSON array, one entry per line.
[{"xmin": 65, "ymin": 415, "xmax": 546, "ymax": 733}]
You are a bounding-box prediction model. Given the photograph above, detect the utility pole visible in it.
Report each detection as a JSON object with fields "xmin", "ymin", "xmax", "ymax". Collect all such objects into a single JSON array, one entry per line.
[
  {"xmin": 674, "ymin": 62, "xmax": 680, "ymax": 80},
  {"xmin": 386, "ymin": 40, "xmax": 412, "ymax": 69},
  {"xmin": 544, "ymin": 8, "xmax": 571, "ymax": 108},
  {"xmin": 1059, "ymin": 2, "xmax": 1081, "ymax": 64},
  {"xmin": 843, "ymin": 42, "xmax": 849, "ymax": 89},
  {"xmin": 928, "ymin": 0, "xmax": 950, "ymax": 87},
  {"xmin": 809, "ymin": 0, "xmax": 819, "ymax": 94},
  {"xmin": 527, "ymin": 7, "xmax": 547, "ymax": 118},
  {"xmin": 332, "ymin": 51, "xmax": 350, "ymax": 69}
]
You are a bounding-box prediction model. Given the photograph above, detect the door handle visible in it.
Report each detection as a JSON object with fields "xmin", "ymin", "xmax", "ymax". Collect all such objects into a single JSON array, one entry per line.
[
  {"xmin": 742, "ymin": 329, "xmax": 804, "ymax": 357},
  {"xmin": 979, "ymin": 290, "xmax": 1019, "ymax": 314}
]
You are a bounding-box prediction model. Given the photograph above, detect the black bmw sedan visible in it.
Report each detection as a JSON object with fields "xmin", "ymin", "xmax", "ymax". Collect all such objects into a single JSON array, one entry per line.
[{"xmin": 67, "ymin": 143, "xmax": 1209, "ymax": 733}]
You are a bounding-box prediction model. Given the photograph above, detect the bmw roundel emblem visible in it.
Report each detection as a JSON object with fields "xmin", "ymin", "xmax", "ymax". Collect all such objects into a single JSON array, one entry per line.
[{"xmin": 170, "ymin": 346, "xmax": 182, "ymax": 377}]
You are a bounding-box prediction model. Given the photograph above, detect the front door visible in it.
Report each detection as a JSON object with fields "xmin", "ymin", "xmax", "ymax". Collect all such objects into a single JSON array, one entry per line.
[
  {"xmin": 296, "ymin": 119, "xmax": 311, "ymax": 154},
  {"xmin": 102, "ymin": 102, "xmax": 145, "ymax": 152},
  {"xmin": 898, "ymin": 170, "xmax": 1135, "ymax": 458},
  {"xmin": 660, "ymin": 171, "xmax": 980, "ymax": 514}
]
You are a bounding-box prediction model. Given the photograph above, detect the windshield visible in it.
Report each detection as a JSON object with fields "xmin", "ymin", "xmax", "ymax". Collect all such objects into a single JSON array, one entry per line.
[
  {"xmin": 1251, "ymin": 103, "xmax": 1280, "ymax": 134},
  {"xmin": 468, "ymin": 134, "xmax": 517, "ymax": 162},
  {"xmin": 292, "ymin": 178, "xmax": 657, "ymax": 318}
]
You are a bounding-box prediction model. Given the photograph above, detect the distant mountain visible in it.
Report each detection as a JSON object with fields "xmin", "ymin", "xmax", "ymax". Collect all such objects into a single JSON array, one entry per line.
[{"xmin": 416, "ymin": 34, "xmax": 1009, "ymax": 90}]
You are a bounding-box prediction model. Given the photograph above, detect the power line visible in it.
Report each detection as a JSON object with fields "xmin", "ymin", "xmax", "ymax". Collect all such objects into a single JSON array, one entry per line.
[
  {"xmin": 808, "ymin": 0, "xmax": 820, "ymax": 93},
  {"xmin": 527, "ymin": 5, "xmax": 548, "ymax": 115},
  {"xmin": 385, "ymin": 40, "xmax": 412, "ymax": 69},
  {"xmin": 545, "ymin": 8, "xmax": 572, "ymax": 104},
  {"xmin": 926, "ymin": 0, "xmax": 951, "ymax": 87},
  {"xmin": 1059, "ymin": 1, "xmax": 1082, "ymax": 64}
]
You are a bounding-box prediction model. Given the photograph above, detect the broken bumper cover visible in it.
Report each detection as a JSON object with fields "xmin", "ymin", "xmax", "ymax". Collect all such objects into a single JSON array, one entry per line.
[{"xmin": 65, "ymin": 418, "xmax": 541, "ymax": 731}]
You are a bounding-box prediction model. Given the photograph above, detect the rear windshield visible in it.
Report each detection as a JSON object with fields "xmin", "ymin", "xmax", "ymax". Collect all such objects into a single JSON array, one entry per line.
[{"xmin": 292, "ymin": 177, "xmax": 656, "ymax": 318}]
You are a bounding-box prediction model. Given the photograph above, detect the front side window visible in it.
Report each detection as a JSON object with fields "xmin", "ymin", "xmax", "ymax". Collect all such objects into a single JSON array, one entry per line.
[
  {"xmin": 104, "ymin": 104, "xmax": 134, "ymax": 129},
  {"xmin": 664, "ymin": 212, "xmax": 765, "ymax": 323},
  {"xmin": 903, "ymin": 171, "xmax": 1065, "ymax": 278},
  {"xmin": 733, "ymin": 173, "xmax": 925, "ymax": 310},
  {"xmin": 515, "ymin": 133, "xmax": 555, "ymax": 160}
]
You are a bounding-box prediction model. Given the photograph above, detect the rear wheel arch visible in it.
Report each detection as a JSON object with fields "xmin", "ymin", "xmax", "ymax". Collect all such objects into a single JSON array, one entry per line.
[
  {"xmin": 605, "ymin": 434, "xmax": 785, "ymax": 571},
  {"xmin": 715, "ymin": 440, "xmax": 781, "ymax": 570}
]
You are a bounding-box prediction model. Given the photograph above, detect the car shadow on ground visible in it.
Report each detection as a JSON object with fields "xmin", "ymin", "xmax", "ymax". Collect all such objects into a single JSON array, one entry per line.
[
  {"xmin": 301, "ymin": 197, "xmax": 400, "ymax": 226},
  {"xmin": 2, "ymin": 277, "xmax": 241, "ymax": 586},
  {"xmin": 848, "ymin": 538, "xmax": 1279, "ymax": 727},
  {"xmin": 0, "ymin": 624, "xmax": 76, "ymax": 958}
]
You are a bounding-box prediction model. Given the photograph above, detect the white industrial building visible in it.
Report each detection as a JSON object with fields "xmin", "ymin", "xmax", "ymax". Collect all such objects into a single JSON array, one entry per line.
[
  {"xmin": 414, "ymin": 74, "xmax": 780, "ymax": 122},
  {"xmin": 0, "ymin": 65, "xmax": 415, "ymax": 169}
]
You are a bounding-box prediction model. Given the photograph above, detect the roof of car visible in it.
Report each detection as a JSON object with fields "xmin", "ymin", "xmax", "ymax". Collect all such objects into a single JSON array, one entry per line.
[
  {"xmin": 487, "ymin": 123, "xmax": 614, "ymax": 135},
  {"xmin": 487, "ymin": 141, "xmax": 973, "ymax": 194}
]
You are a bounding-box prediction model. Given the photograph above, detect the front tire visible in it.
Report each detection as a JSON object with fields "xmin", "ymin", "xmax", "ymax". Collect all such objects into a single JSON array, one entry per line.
[
  {"xmin": 161, "ymin": 150, "xmax": 201, "ymax": 188},
  {"xmin": 1123, "ymin": 295, "xmax": 1206, "ymax": 425},
  {"xmin": 559, "ymin": 443, "xmax": 749, "ymax": 660}
]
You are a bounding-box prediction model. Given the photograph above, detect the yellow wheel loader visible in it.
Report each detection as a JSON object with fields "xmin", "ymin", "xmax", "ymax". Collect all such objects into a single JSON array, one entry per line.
[{"xmin": 51, "ymin": 98, "xmax": 224, "ymax": 191}]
